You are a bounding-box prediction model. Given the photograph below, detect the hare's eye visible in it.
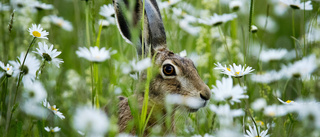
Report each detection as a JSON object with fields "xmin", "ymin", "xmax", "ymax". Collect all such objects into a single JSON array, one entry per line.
[{"xmin": 163, "ymin": 64, "xmax": 176, "ymax": 76}]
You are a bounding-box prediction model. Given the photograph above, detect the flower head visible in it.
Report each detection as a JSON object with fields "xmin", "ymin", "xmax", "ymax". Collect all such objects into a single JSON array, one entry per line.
[
  {"xmin": 209, "ymin": 104, "xmax": 244, "ymax": 126},
  {"xmin": 250, "ymin": 70, "xmax": 283, "ymax": 84},
  {"xmin": 23, "ymin": 81, "xmax": 47, "ymax": 102},
  {"xmin": 211, "ymin": 77, "xmax": 248, "ymax": 104},
  {"xmin": 229, "ymin": 0, "xmax": 242, "ymax": 12},
  {"xmin": 42, "ymin": 99, "xmax": 65, "ymax": 119},
  {"xmin": 99, "ymin": 4, "xmax": 115, "ymax": 18},
  {"xmin": 28, "ymin": 24, "xmax": 49, "ymax": 39},
  {"xmin": 44, "ymin": 126, "xmax": 61, "ymax": 133},
  {"xmin": 280, "ymin": 0, "xmax": 313, "ymax": 10},
  {"xmin": 214, "ymin": 62, "xmax": 254, "ymax": 78},
  {"xmin": 198, "ymin": 13, "xmax": 237, "ymax": 26},
  {"xmin": 259, "ymin": 49, "xmax": 288, "ymax": 62},
  {"xmin": 49, "ymin": 15, "xmax": 73, "ymax": 31},
  {"xmin": 121, "ymin": 58, "xmax": 152, "ymax": 74},
  {"xmin": 33, "ymin": 42, "xmax": 64, "ymax": 68},
  {"xmin": 76, "ymin": 46, "xmax": 117, "ymax": 62},
  {"xmin": 244, "ymin": 124, "xmax": 270, "ymax": 137},
  {"xmin": 32, "ymin": 1, "xmax": 53, "ymax": 10},
  {"xmin": 9, "ymin": 53, "xmax": 40, "ymax": 85},
  {"xmin": 0, "ymin": 61, "xmax": 13, "ymax": 77},
  {"xmin": 73, "ymin": 107, "xmax": 109, "ymax": 137}
]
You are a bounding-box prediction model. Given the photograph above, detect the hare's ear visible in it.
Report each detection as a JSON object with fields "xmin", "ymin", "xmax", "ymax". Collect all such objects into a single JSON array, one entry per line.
[
  {"xmin": 144, "ymin": 0, "xmax": 167, "ymax": 51},
  {"xmin": 113, "ymin": 0, "xmax": 141, "ymax": 45}
]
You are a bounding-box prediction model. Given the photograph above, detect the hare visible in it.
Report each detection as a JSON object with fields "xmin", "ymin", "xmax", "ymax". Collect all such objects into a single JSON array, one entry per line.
[{"xmin": 111, "ymin": 0, "xmax": 211, "ymax": 134}]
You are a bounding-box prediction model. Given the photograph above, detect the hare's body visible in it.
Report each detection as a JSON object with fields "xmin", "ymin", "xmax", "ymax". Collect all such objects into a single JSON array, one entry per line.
[{"xmin": 111, "ymin": 0, "xmax": 211, "ymax": 134}]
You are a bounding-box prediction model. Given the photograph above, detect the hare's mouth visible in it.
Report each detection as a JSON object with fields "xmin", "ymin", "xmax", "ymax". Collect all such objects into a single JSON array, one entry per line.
[{"xmin": 187, "ymin": 108, "xmax": 199, "ymax": 112}]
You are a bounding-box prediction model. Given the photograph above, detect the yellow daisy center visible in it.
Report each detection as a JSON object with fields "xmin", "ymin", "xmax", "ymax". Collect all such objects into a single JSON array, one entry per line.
[
  {"xmin": 286, "ymin": 100, "xmax": 294, "ymax": 103},
  {"xmin": 268, "ymin": 112, "xmax": 275, "ymax": 116},
  {"xmin": 168, "ymin": 0, "xmax": 171, "ymax": 4},
  {"xmin": 227, "ymin": 68, "xmax": 231, "ymax": 71},
  {"xmin": 32, "ymin": 31, "xmax": 41, "ymax": 37},
  {"xmin": 51, "ymin": 129, "xmax": 54, "ymax": 132},
  {"xmin": 256, "ymin": 120, "xmax": 264, "ymax": 126},
  {"xmin": 57, "ymin": 20, "xmax": 64, "ymax": 27},
  {"xmin": 235, "ymin": 72, "xmax": 240, "ymax": 75},
  {"xmin": 6, "ymin": 68, "xmax": 9, "ymax": 71},
  {"xmin": 51, "ymin": 106, "xmax": 57, "ymax": 111}
]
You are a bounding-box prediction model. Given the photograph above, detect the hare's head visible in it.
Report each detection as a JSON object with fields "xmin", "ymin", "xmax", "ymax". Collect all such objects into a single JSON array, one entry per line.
[{"xmin": 113, "ymin": 0, "xmax": 211, "ymax": 112}]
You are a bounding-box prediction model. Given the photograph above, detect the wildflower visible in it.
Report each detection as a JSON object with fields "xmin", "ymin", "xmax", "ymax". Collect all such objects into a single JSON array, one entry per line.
[
  {"xmin": 33, "ymin": 42, "xmax": 64, "ymax": 68},
  {"xmin": 0, "ymin": 61, "xmax": 13, "ymax": 77},
  {"xmin": 9, "ymin": 53, "xmax": 40, "ymax": 85},
  {"xmin": 214, "ymin": 62, "xmax": 254, "ymax": 78},
  {"xmin": 209, "ymin": 104, "xmax": 243, "ymax": 126},
  {"xmin": 76, "ymin": 46, "xmax": 117, "ymax": 62},
  {"xmin": 211, "ymin": 77, "xmax": 248, "ymax": 104},
  {"xmin": 229, "ymin": 0, "xmax": 242, "ymax": 12},
  {"xmin": 165, "ymin": 94, "xmax": 206, "ymax": 110},
  {"xmin": 259, "ymin": 49, "xmax": 288, "ymax": 62},
  {"xmin": 215, "ymin": 129, "xmax": 243, "ymax": 137},
  {"xmin": 179, "ymin": 15, "xmax": 201, "ymax": 36},
  {"xmin": 251, "ymin": 98, "xmax": 267, "ymax": 111},
  {"xmin": 122, "ymin": 58, "xmax": 152, "ymax": 74},
  {"xmin": 250, "ymin": 70, "xmax": 283, "ymax": 84},
  {"xmin": 23, "ymin": 81, "xmax": 47, "ymax": 102},
  {"xmin": 99, "ymin": 4, "xmax": 115, "ymax": 18},
  {"xmin": 32, "ymin": 1, "xmax": 53, "ymax": 10},
  {"xmin": 0, "ymin": 2, "xmax": 10, "ymax": 11},
  {"xmin": 73, "ymin": 107, "xmax": 109, "ymax": 137},
  {"xmin": 28, "ymin": 24, "xmax": 49, "ymax": 39},
  {"xmin": 42, "ymin": 99, "xmax": 65, "ymax": 119},
  {"xmin": 255, "ymin": 15, "xmax": 279, "ymax": 33},
  {"xmin": 280, "ymin": 0, "xmax": 313, "ymax": 10},
  {"xmin": 244, "ymin": 124, "xmax": 270, "ymax": 137},
  {"xmin": 98, "ymin": 19, "xmax": 111, "ymax": 27},
  {"xmin": 263, "ymin": 105, "xmax": 288, "ymax": 117},
  {"xmin": 179, "ymin": 50, "xmax": 187, "ymax": 57},
  {"xmin": 250, "ymin": 25, "xmax": 258, "ymax": 33},
  {"xmin": 279, "ymin": 54, "xmax": 318, "ymax": 79},
  {"xmin": 198, "ymin": 13, "xmax": 237, "ymax": 26},
  {"xmin": 49, "ymin": 15, "xmax": 73, "ymax": 31},
  {"xmin": 44, "ymin": 126, "xmax": 61, "ymax": 133},
  {"xmin": 277, "ymin": 98, "xmax": 296, "ymax": 105},
  {"xmin": 21, "ymin": 100, "xmax": 48, "ymax": 118}
]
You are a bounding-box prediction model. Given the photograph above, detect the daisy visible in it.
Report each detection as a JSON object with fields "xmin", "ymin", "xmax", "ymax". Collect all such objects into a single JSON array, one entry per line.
[
  {"xmin": 21, "ymin": 100, "xmax": 48, "ymax": 118},
  {"xmin": 121, "ymin": 58, "xmax": 152, "ymax": 74},
  {"xmin": 9, "ymin": 53, "xmax": 40, "ymax": 85},
  {"xmin": 250, "ymin": 70, "xmax": 283, "ymax": 84},
  {"xmin": 277, "ymin": 98, "xmax": 296, "ymax": 105},
  {"xmin": 251, "ymin": 98, "xmax": 267, "ymax": 111},
  {"xmin": 33, "ymin": 42, "xmax": 64, "ymax": 68},
  {"xmin": 165, "ymin": 94, "xmax": 206, "ymax": 109},
  {"xmin": 280, "ymin": 0, "xmax": 313, "ymax": 10},
  {"xmin": 28, "ymin": 24, "xmax": 49, "ymax": 39},
  {"xmin": 23, "ymin": 81, "xmax": 47, "ymax": 102},
  {"xmin": 42, "ymin": 99, "xmax": 65, "ymax": 119},
  {"xmin": 179, "ymin": 50, "xmax": 187, "ymax": 57},
  {"xmin": 229, "ymin": 0, "xmax": 242, "ymax": 12},
  {"xmin": 44, "ymin": 126, "xmax": 61, "ymax": 133},
  {"xmin": 209, "ymin": 104, "xmax": 244, "ymax": 126},
  {"xmin": 214, "ymin": 62, "xmax": 254, "ymax": 78},
  {"xmin": 259, "ymin": 48, "xmax": 288, "ymax": 62},
  {"xmin": 73, "ymin": 107, "xmax": 109, "ymax": 137},
  {"xmin": 250, "ymin": 25, "xmax": 258, "ymax": 33},
  {"xmin": 211, "ymin": 77, "xmax": 248, "ymax": 104},
  {"xmin": 244, "ymin": 124, "xmax": 270, "ymax": 137},
  {"xmin": 99, "ymin": 4, "xmax": 115, "ymax": 18},
  {"xmin": 179, "ymin": 15, "xmax": 201, "ymax": 36},
  {"xmin": 0, "ymin": 2, "xmax": 10, "ymax": 11},
  {"xmin": 76, "ymin": 46, "xmax": 117, "ymax": 62},
  {"xmin": 279, "ymin": 54, "xmax": 318, "ymax": 79},
  {"xmin": 32, "ymin": 1, "xmax": 53, "ymax": 10},
  {"xmin": 0, "ymin": 61, "xmax": 13, "ymax": 77},
  {"xmin": 49, "ymin": 15, "xmax": 73, "ymax": 31},
  {"xmin": 198, "ymin": 13, "xmax": 237, "ymax": 26},
  {"xmin": 263, "ymin": 105, "xmax": 288, "ymax": 117}
]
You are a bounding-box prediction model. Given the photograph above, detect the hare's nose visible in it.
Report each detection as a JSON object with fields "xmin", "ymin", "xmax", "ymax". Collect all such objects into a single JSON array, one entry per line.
[{"xmin": 200, "ymin": 92, "xmax": 210, "ymax": 101}]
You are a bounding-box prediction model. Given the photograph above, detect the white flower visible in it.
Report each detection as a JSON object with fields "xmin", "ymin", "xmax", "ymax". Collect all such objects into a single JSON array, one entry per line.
[
  {"xmin": 279, "ymin": 54, "xmax": 318, "ymax": 79},
  {"xmin": 198, "ymin": 13, "xmax": 237, "ymax": 26},
  {"xmin": 211, "ymin": 77, "xmax": 248, "ymax": 104},
  {"xmin": 244, "ymin": 124, "xmax": 270, "ymax": 137},
  {"xmin": 23, "ymin": 81, "xmax": 47, "ymax": 102},
  {"xmin": 229, "ymin": 0, "xmax": 242, "ymax": 11},
  {"xmin": 250, "ymin": 25, "xmax": 258, "ymax": 33},
  {"xmin": 116, "ymin": 133, "xmax": 137, "ymax": 137},
  {"xmin": 214, "ymin": 62, "xmax": 254, "ymax": 78},
  {"xmin": 49, "ymin": 15, "xmax": 73, "ymax": 31},
  {"xmin": 73, "ymin": 107, "xmax": 109, "ymax": 137},
  {"xmin": 42, "ymin": 99, "xmax": 65, "ymax": 119},
  {"xmin": 260, "ymin": 49, "xmax": 288, "ymax": 62},
  {"xmin": 277, "ymin": 98, "xmax": 296, "ymax": 105},
  {"xmin": 28, "ymin": 24, "xmax": 49, "ymax": 39},
  {"xmin": 32, "ymin": 1, "xmax": 53, "ymax": 10},
  {"xmin": 165, "ymin": 94, "xmax": 206, "ymax": 110},
  {"xmin": 98, "ymin": 19, "xmax": 111, "ymax": 27},
  {"xmin": 0, "ymin": 61, "xmax": 13, "ymax": 77},
  {"xmin": 21, "ymin": 100, "xmax": 48, "ymax": 118},
  {"xmin": 250, "ymin": 70, "xmax": 283, "ymax": 84},
  {"xmin": 76, "ymin": 46, "xmax": 117, "ymax": 62},
  {"xmin": 44, "ymin": 126, "xmax": 61, "ymax": 132},
  {"xmin": 251, "ymin": 98, "xmax": 267, "ymax": 111},
  {"xmin": 0, "ymin": 2, "xmax": 10, "ymax": 11},
  {"xmin": 122, "ymin": 58, "xmax": 152, "ymax": 74},
  {"xmin": 255, "ymin": 15, "xmax": 279, "ymax": 33},
  {"xmin": 215, "ymin": 129, "xmax": 243, "ymax": 137},
  {"xmin": 99, "ymin": 4, "xmax": 115, "ymax": 18},
  {"xmin": 33, "ymin": 42, "xmax": 64, "ymax": 68},
  {"xmin": 280, "ymin": 0, "xmax": 313, "ymax": 10},
  {"xmin": 9, "ymin": 53, "xmax": 40, "ymax": 85},
  {"xmin": 264, "ymin": 105, "xmax": 288, "ymax": 117},
  {"xmin": 209, "ymin": 104, "xmax": 243, "ymax": 126}
]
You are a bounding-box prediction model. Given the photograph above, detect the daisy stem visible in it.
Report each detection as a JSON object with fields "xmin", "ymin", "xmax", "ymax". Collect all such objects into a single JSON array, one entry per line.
[
  {"xmin": 292, "ymin": 10, "xmax": 298, "ymax": 59},
  {"xmin": 141, "ymin": 0, "xmax": 146, "ymax": 58},
  {"xmin": 94, "ymin": 63, "xmax": 99, "ymax": 108},
  {"xmin": 218, "ymin": 27, "xmax": 232, "ymax": 63},
  {"xmin": 90, "ymin": 62, "xmax": 95, "ymax": 108},
  {"xmin": 36, "ymin": 60, "xmax": 47, "ymax": 79},
  {"xmin": 0, "ymin": 76, "xmax": 7, "ymax": 87},
  {"xmin": 85, "ymin": 2, "xmax": 91, "ymax": 47},
  {"xmin": 249, "ymin": 0, "xmax": 254, "ymax": 32},
  {"xmin": 303, "ymin": 2, "xmax": 306, "ymax": 57},
  {"xmin": 246, "ymin": 108, "xmax": 260, "ymax": 137}
]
